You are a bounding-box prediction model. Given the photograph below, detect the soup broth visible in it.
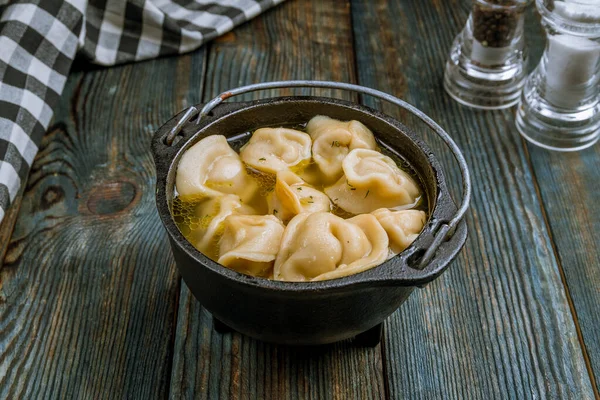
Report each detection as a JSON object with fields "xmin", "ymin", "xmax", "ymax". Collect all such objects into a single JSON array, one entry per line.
[
  {"xmin": 171, "ymin": 116, "xmax": 429, "ymax": 281},
  {"xmin": 173, "ymin": 124, "xmax": 427, "ymax": 263}
]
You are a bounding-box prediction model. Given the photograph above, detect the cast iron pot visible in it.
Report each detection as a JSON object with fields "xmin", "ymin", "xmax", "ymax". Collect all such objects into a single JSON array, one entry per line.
[{"xmin": 152, "ymin": 81, "xmax": 471, "ymax": 346}]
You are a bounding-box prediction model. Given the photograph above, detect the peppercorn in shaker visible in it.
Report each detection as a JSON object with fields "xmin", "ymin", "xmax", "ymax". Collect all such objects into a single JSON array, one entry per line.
[
  {"xmin": 444, "ymin": 0, "xmax": 532, "ymax": 109},
  {"xmin": 516, "ymin": 0, "xmax": 600, "ymax": 151}
]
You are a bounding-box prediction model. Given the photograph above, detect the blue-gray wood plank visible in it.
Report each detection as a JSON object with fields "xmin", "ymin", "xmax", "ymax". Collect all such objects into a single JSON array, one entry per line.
[
  {"xmin": 0, "ymin": 52, "xmax": 207, "ymax": 398},
  {"xmin": 526, "ymin": 146, "xmax": 600, "ymax": 392}
]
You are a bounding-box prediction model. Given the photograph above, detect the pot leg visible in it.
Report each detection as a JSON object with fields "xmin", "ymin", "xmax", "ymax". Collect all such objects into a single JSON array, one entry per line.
[
  {"xmin": 352, "ymin": 323, "xmax": 383, "ymax": 347},
  {"xmin": 212, "ymin": 316, "xmax": 234, "ymax": 334}
]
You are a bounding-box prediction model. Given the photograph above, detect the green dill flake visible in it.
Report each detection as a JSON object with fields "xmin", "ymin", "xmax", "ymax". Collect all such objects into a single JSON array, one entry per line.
[
  {"xmin": 307, "ymin": 200, "xmax": 314, "ymax": 204},
  {"xmin": 259, "ymin": 157, "xmax": 266, "ymax": 161},
  {"xmin": 273, "ymin": 209, "xmax": 278, "ymax": 214},
  {"xmin": 297, "ymin": 187, "xmax": 302, "ymax": 191},
  {"xmin": 350, "ymin": 188, "xmax": 356, "ymax": 191},
  {"xmin": 331, "ymin": 140, "xmax": 341, "ymax": 147},
  {"xmin": 364, "ymin": 190, "xmax": 370, "ymax": 198}
]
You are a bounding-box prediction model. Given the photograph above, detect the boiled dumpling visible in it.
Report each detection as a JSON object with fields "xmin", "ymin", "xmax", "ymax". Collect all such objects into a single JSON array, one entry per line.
[
  {"xmin": 218, "ymin": 215, "xmax": 285, "ymax": 277},
  {"xmin": 306, "ymin": 115, "xmax": 379, "ymax": 183},
  {"xmin": 240, "ymin": 128, "xmax": 312, "ymax": 174},
  {"xmin": 176, "ymin": 135, "xmax": 257, "ymax": 202},
  {"xmin": 371, "ymin": 208, "xmax": 426, "ymax": 255},
  {"xmin": 188, "ymin": 195, "xmax": 256, "ymax": 259},
  {"xmin": 267, "ymin": 170, "xmax": 331, "ymax": 223},
  {"xmin": 274, "ymin": 212, "xmax": 389, "ymax": 282},
  {"xmin": 325, "ymin": 149, "xmax": 421, "ymax": 214}
]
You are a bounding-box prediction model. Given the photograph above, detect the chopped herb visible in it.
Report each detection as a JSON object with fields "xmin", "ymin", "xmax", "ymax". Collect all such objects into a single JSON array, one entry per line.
[
  {"xmin": 350, "ymin": 187, "xmax": 356, "ymax": 191},
  {"xmin": 331, "ymin": 140, "xmax": 341, "ymax": 147},
  {"xmin": 309, "ymin": 195, "xmax": 313, "ymax": 199},
  {"xmin": 307, "ymin": 200, "xmax": 314, "ymax": 204},
  {"xmin": 259, "ymin": 157, "xmax": 266, "ymax": 161},
  {"xmin": 364, "ymin": 190, "xmax": 370, "ymax": 198},
  {"xmin": 297, "ymin": 187, "xmax": 302, "ymax": 191},
  {"xmin": 273, "ymin": 209, "xmax": 278, "ymax": 214}
]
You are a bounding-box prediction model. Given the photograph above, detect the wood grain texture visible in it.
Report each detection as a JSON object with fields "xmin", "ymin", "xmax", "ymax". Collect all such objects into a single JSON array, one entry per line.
[
  {"xmin": 0, "ymin": 50, "xmax": 206, "ymax": 399},
  {"xmin": 526, "ymin": 145, "xmax": 600, "ymax": 393},
  {"xmin": 351, "ymin": 0, "xmax": 595, "ymax": 398},
  {"xmin": 168, "ymin": 1, "xmax": 386, "ymax": 399},
  {"xmin": 0, "ymin": 186, "xmax": 24, "ymax": 265}
]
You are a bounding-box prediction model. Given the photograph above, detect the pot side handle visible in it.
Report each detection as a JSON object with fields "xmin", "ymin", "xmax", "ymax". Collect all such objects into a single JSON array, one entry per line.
[{"xmin": 151, "ymin": 106, "xmax": 198, "ymax": 169}]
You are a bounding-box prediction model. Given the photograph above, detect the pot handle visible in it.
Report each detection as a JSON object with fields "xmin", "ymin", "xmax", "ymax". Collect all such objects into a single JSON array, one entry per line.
[{"xmin": 166, "ymin": 80, "xmax": 471, "ymax": 270}]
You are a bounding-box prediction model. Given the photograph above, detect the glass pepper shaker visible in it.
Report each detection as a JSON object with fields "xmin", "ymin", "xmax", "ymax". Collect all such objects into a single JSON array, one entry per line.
[
  {"xmin": 444, "ymin": 0, "xmax": 532, "ymax": 109},
  {"xmin": 516, "ymin": 0, "xmax": 600, "ymax": 151}
]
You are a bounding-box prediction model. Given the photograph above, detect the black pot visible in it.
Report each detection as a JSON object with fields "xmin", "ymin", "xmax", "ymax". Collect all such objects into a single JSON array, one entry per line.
[{"xmin": 152, "ymin": 81, "xmax": 470, "ymax": 346}]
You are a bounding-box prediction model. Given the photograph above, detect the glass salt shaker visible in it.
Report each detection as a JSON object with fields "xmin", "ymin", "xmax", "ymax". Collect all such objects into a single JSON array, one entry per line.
[
  {"xmin": 516, "ymin": 0, "xmax": 600, "ymax": 151},
  {"xmin": 444, "ymin": 0, "xmax": 532, "ymax": 109}
]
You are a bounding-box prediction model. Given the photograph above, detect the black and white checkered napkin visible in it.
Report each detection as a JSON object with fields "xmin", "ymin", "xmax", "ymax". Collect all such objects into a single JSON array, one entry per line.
[{"xmin": 0, "ymin": 0, "xmax": 284, "ymax": 224}]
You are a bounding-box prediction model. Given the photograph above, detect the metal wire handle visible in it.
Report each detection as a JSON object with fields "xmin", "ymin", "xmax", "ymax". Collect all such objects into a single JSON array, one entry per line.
[{"xmin": 166, "ymin": 80, "xmax": 471, "ymax": 269}]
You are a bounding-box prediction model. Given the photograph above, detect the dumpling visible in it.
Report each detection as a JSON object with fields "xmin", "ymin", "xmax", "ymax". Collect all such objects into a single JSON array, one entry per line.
[
  {"xmin": 306, "ymin": 115, "xmax": 379, "ymax": 183},
  {"xmin": 371, "ymin": 208, "xmax": 426, "ymax": 255},
  {"xmin": 188, "ymin": 195, "xmax": 256, "ymax": 259},
  {"xmin": 240, "ymin": 128, "xmax": 312, "ymax": 174},
  {"xmin": 176, "ymin": 135, "xmax": 257, "ymax": 202},
  {"xmin": 274, "ymin": 212, "xmax": 389, "ymax": 282},
  {"xmin": 218, "ymin": 215, "xmax": 285, "ymax": 277},
  {"xmin": 267, "ymin": 170, "xmax": 331, "ymax": 223},
  {"xmin": 325, "ymin": 149, "xmax": 421, "ymax": 214}
]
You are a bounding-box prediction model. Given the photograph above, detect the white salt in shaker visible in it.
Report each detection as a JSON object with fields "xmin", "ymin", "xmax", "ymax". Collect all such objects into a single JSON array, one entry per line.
[
  {"xmin": 444, "ymin": 0, "xmax": 532, "ymax": 109},
  {"xmin": 516, "ymin": 0, "xmax": 600, "ymax": 151}
]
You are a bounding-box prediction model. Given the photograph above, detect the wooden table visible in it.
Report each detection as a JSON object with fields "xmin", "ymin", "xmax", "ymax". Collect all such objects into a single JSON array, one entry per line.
[{"xmin": 1, "ymin": 1, "xmax": 599, "ymax": 398}]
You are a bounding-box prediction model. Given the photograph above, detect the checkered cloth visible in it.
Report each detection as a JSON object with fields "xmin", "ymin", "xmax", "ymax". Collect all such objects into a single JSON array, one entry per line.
[{"xmin": 0, "ymin": 0, "xmax": 284, "ymax": 224}]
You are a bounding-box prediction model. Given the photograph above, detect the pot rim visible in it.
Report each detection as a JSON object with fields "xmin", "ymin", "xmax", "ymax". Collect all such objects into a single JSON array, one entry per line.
[{"xmin": 153, "ymin": 95, "xmax": 468, "ymax": 290}]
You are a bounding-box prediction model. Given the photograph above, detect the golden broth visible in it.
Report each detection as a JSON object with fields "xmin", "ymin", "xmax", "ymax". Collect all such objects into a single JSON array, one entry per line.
[
  {"xmin": 172, "ymin": 167, "xmax": 274, "ymax": 261},
  {"xmin": 172, "ymin": 126, "xmax": 427, "ymax": 266}
]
